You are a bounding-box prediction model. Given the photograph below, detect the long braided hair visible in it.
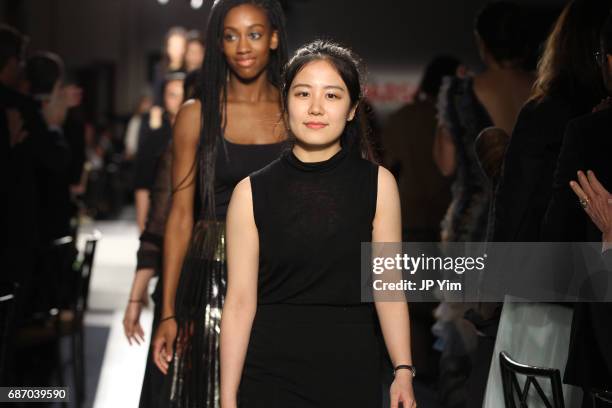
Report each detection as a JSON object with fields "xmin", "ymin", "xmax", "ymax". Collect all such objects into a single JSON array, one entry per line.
[{"xmin": 197, "ymin": 0, "xmax": 288, "ymax": 219}]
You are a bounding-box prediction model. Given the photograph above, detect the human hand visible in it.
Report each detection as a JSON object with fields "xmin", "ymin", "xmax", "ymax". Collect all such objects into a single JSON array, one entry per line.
[
  {"xmin": 149, "ymin": 106, "xmax": 163, "ymax": 130},
  {"xmin": 570, "ymin": 170, "xmax": 612, "ymax": 241},
  {"xmin": 6, "ymin": 108, "xmax": 28, "ymax": 147},
  {"xmin": 593, "ymin": 97, "xmax": 612, "ymax": 113},
  {"xmin": 123, "ymin": 301, "xmax": 145, "ymax": 346},
  {"xmin": 152, "ymin": 317, "xmax": 177, "ymax": 374},
  {"xmin": 390, "ymin": 370, "xmax": 417, "ymax": 408}
]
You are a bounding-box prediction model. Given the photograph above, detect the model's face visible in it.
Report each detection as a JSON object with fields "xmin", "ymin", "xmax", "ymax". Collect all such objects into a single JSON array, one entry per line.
[
  {"xmin": 185, "ymin": 41, "xmax": 205, "ymax": 72},
  {"xmin": 222, "ymin": 4, "xmax": 278, "ymax": 81},
  {"xmin": 167, "ymin": 34, "xmax": 186, "ymax": 64},
  {"xmin": 163, "ymin": 79, "xmax": 184, "ymax": 116},
  {"xmin": 288, "ymin": 59, "xmax": 357, "ymax": 149},
  {"xmin": 138, "ymin": 95, "xmax": 153, "ymax": 114}
]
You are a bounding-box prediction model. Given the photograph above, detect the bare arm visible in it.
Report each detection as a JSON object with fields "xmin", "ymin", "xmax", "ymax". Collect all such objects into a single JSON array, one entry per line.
[
  {"xmin": 161, "ymin": 100, "xmax": 200, "ymax": 317},
  {"xmin": 433, "ymin": 125, "xmax": 456, "ymax": 177},
  {"xmin": 220, "ymin": 178, "xmax": 259, "ymax": 408},
  {"xmin": 123, "ymin": 267, "xmax": 154, "ymax": 345},
  {"xmin": 152, "ymin": 100, "xmax": 201, "ymax": 373},
  {"xmin": 373, "ymin": 167, "xmax": 416, "ymax": 408},
  {"xmin": 134, "ymin": 189, "xmax": 150, "ymax": 233}
]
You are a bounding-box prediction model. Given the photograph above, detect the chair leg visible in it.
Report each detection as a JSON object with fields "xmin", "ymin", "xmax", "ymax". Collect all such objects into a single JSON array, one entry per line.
[
  {"xmin": 71, "ymin": 330, "xmax": 82, "ymax": 408},
  {"xmin": 77, "ymin": 327, "xmax": 86, "ymax": 402},
  {"xmin": 55, "ymin": 338, "xmax": 65, "ymax": 386}
]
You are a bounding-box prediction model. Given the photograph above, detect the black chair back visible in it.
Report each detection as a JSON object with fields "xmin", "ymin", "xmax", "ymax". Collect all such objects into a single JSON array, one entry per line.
[
  {"xmin": 34, "ymin": 236, "xmax": 77, "ymax": 316},
  {"xmin": 592, "ymin": 390, "xmax": 612, "ymax": 407},
  {"xmin": 499, "ymin": 351, "xmax": 565, "ymax": 408},
  {"xmin": 74, "ymin": 232, "xmax": 100, "ymax": 320}
]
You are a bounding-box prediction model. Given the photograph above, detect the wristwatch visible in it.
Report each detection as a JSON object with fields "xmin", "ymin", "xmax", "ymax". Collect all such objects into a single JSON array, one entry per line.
[{"xmin": 394, "ymin": 364, "xmax": 416, "ymax": 378}]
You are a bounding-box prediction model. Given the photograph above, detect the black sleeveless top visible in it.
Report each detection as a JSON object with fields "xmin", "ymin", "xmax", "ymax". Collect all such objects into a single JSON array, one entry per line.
[
  {"xmin": 207, "ymin": 138, "xmax": 285, "ymax": 220},
  {"xmin": 250, "ymin": 144, "xmax": 379, "ymax": 305}
]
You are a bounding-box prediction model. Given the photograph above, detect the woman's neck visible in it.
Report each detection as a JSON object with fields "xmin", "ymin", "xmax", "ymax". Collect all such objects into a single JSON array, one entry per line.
[
  {"xmin": 292, "ymin": 141, "xmax": 341, "ymax": 163},
  {"xmin": 227, "ymin": 71, "xmax": 277, "ymax": 103}
]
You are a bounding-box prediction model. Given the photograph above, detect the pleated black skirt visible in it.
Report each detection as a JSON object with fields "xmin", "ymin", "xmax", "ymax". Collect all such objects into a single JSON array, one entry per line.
[{"xmin": 239, "ymin": 304, "xmax": 382, "ymax": 408}]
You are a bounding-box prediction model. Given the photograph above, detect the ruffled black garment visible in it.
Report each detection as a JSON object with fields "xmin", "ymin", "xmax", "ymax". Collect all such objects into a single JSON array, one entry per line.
[{"xmin": 437, "ymin": 76, "xmax": 493, "ymax": 242}]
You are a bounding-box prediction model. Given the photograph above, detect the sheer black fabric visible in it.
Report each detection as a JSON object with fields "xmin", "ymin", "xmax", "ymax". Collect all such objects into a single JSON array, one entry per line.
[
  {"xmin": 136, "ymin": 140, "xmax": 173, "ymax": 302},
  {"xmin": 134, "ymin": 113, "xmax": 173, "ymax": 191}
]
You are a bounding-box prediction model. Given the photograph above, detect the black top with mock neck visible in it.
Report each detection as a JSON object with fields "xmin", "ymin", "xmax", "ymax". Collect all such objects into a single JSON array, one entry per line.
[{"xmin": 249, "ymin": 143, "xmax": 379, "ymax": 305}]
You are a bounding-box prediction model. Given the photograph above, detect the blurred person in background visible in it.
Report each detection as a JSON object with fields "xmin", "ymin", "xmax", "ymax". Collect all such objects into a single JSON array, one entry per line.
[
  {"xmin": 24, "ymin": 51, "xmax": 82, "ymax": 242},
  {"xmin": 124, "ymin": 72, "xmax": 199, "ymax": 408},
  {"xmin": 432, "ymin": 3, "xmax": 536, "ymax": 407},
  {"xmin": 379, "ymin": 55, "xmax": 461, "ymax": 396},
  {"xmin": 485, "ymin": 1, "xmax": 612, "ymax": 406},
  {"xmin": 184, "ymin": 30, "xmax": 205, "ymax": 73},
  {"xmin": 381, "ymin": 55, "xmax": 461, "ymax": 243},
  {"xmin": 541, "ymin": 13, "xmax": 612, "ymax": 406},
  {"xmin": 0, "ymin": 25, "xmax": 80, "ymax": 387},
  {"xmin": 435, "ymin": 1, "xmax": 535, "ymax": 244},
  {"xmin": 493, "ymin": 0, "xmax": 611, "ymax": 244},
  {"xmin": 124, "ymin": 89, "xmax": 154, "ymax": 161},
  {"xmin": 134, "ymin": 72, "xmax": 184, "ymax": 233},
  {"xmin": 153, "ymin": 26, "xmax": 187, "ymax": 106}
]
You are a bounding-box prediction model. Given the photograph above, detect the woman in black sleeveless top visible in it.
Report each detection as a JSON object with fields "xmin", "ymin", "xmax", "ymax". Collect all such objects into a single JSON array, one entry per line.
[
  {"xmin": 221, "ymin": 41, "xmax": 416, "ymax": 408},
  {"xmin": 150, "ymin": 1, "xmax": 289, "ymax": 406}
]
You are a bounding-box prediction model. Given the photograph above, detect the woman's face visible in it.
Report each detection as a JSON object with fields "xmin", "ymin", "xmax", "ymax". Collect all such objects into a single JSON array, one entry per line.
[
  {"xmin": 185, "ymin": 41, "xmax": 205, "ymax": 72},
  {"xmin": 163, "ymin": 79, "xmax": 184, "ymax": 116},
  {"xmin": 222, "ymin": 4, "xmax": 278, "ymax": 81},
  {"xmin": 288, "ymin": 59, "xmax": 357, "ymax": 149},
  {"xmin": 167, "ymin": 34, "xmax": 187, "ymax": 65}
]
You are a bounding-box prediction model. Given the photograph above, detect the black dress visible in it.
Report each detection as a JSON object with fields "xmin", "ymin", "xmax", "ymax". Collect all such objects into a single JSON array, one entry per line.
[
  {"xmin": 166, "ymin": 138, "xmax": 285, "ymax": 408},
  {"xmin": 133, "ymin": 112, "xmax": 173, "ymax": 192},
  {"xmin": 240, "ymin": 143, "xmax": 382, "ymax": 407}
]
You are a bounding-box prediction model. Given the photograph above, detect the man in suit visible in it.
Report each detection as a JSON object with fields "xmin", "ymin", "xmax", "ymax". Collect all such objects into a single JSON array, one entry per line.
[{"xmin": 542, "ymin": 14, "xmax": 612, "ymax": 405}]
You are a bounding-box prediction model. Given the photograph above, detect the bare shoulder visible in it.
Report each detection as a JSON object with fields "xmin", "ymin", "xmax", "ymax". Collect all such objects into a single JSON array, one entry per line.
[
  {"xmin": 173, "ymin": 99, "xmax": 201, "ymax": 145},
  {"xmin": 227, "ymin": 177, "xmax": 255, "ymax": 223},
  {"xmin": 377, "ymin": 165, "xmax": 399, "ymax": 195},
  {"xmin": 233, "ymin": 177, "xmax": 253, "ymax": 201},
  {"xmin": 176, "ymin": 98, "xmax": 201, "ymax": 123},
  {"xmin": 373, "ymin": 165, "xmax": 401, "ymax": 238}
]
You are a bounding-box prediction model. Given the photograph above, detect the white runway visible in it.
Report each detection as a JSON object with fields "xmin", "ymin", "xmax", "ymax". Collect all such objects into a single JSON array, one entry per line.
[{"xmin": 79, "ymin": 212, "xmax": 157, "ymax": 408}]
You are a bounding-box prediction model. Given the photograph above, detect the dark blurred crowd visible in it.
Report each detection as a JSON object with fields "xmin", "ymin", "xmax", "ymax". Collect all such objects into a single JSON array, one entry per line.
[
  {"xmin": 0, "ymin": 22, "xmax": 202, "ymax": 393},
  {"xmin": 379, "ymin": 1, "xmax": 612, "ymax": 407}
]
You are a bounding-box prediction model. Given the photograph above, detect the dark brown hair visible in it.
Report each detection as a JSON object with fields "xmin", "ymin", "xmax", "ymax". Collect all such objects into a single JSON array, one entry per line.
[
  {"xmin": 531, "ymin": 0, "xmax": 612, "ymax": 103},
  {"xmin": 281, "ymin": 40, "xmax": 375, "ymax": 161}
]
